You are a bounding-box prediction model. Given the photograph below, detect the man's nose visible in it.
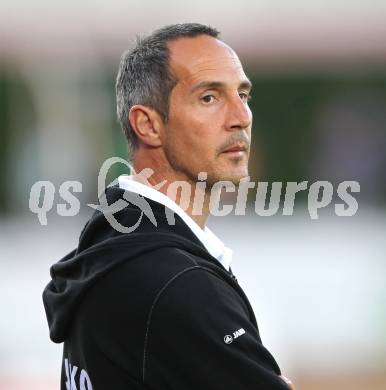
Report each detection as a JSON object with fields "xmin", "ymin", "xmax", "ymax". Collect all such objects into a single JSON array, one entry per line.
[{"xmin": 225, "ymin": 95, "xmax": 252, "ymax": 131}]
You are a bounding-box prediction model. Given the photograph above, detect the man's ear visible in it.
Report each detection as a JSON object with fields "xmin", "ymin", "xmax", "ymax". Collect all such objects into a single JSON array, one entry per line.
[{"xmin": 128, "ymin": 105, "xmax": 163, "ymax": 147}]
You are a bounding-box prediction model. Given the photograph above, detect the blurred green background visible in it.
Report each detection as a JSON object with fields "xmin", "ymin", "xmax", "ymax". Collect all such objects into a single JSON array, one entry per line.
[{"xmin": 1, "ymin": 71, "xmax": 386, "ymax": 215}]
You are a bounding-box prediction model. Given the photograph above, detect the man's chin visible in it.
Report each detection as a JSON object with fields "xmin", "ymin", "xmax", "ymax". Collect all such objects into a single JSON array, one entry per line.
[
  {"xmin": 207, "ymin": 169, "xmax": 249, "ymax": 188},
  {"xmin": 227, "ymin": 174, "xmax": 249, "ymax": 187}
]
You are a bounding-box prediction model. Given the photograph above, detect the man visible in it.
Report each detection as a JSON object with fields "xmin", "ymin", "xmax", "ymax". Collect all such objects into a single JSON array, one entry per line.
[{"xmin": 43, "ymin": 23, "xmax": 294, "ymax": 389}]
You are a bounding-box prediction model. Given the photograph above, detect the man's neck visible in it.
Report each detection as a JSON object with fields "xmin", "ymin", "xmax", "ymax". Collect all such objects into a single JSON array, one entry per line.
[{"xmin": 131, "ymin": 162, "xmax": 216, "ymax": 229}]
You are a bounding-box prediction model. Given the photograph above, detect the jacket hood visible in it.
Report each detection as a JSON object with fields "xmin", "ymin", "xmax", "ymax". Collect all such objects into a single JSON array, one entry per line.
[{"xmin": 42, "ymin": 184, "xmax": 220, "ymax": 343}]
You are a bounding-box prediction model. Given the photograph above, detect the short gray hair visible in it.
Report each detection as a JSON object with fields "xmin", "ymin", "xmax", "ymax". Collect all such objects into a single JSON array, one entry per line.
[{"xmin": 116, "ymin": 23, "xmax": 220, "ymax": 160}]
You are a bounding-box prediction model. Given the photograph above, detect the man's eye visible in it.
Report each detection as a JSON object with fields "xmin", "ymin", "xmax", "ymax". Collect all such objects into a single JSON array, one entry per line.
[
  {"xmin": 239, "ymin": 92, "xmax": 251, "ymax": 102},
  {"xmin": 201, "ymin": 95, "xmax": 216, "ymax": 104}
]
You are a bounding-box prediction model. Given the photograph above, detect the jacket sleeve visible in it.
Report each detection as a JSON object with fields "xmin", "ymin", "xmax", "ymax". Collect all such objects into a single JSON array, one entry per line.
[{"xmin": 143, "ymin": 266, "xmax": 291, "ymax": 390}]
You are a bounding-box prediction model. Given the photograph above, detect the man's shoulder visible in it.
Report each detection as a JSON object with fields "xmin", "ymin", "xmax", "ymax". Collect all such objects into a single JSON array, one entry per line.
[
  {"xmin": 76, "ymin": 245, "xmax": 228, "ymax": 334},
  {"xmin": 131, "ymin": 245, "xmax": 202, "ymax": 276},
  {"xmin": 83, "ymin": 246, "xmax": 204, "ymax": 304}
]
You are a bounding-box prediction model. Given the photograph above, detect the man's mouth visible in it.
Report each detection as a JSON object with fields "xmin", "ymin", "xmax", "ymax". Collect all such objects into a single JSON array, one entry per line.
[{"xmin": 221, "ymin": 143, "xmax": 248, "ymax": 156}]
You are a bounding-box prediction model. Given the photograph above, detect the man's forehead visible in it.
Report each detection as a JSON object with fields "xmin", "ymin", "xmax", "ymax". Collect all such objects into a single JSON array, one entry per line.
[{"xmin": 168, "ymin": 36, "xmax": 246, "ymax": 86}]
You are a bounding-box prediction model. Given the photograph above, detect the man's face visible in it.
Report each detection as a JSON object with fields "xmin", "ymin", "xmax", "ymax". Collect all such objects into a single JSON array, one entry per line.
[{"xmin": 162, "ymin": 35, "xmax": 252, "ymax": 187}]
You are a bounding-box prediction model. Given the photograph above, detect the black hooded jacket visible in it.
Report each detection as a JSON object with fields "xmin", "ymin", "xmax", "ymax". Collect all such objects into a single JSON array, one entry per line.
[{"xmin": 43, "ymin": 184, "xmax": 289, "ymax": 390}]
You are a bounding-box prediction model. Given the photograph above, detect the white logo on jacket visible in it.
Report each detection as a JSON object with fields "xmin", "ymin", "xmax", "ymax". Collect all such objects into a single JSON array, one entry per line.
[
  {"xmin": 224, "ymin": 328, "xmax": 246, "ymax": 344},
  {"xmin": 64, "ymin": 358, "xmax": 93, "ymax": 390}
]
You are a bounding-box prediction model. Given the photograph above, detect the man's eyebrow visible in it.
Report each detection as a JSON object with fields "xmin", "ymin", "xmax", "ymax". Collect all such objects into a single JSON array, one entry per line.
[
  {"xmin": 240, "ymin": 79, "xmax": 253, "ymax": 91},
  {"xmin": 190, "ymin": 79, "xmax": 253, "ymax": 94}
]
